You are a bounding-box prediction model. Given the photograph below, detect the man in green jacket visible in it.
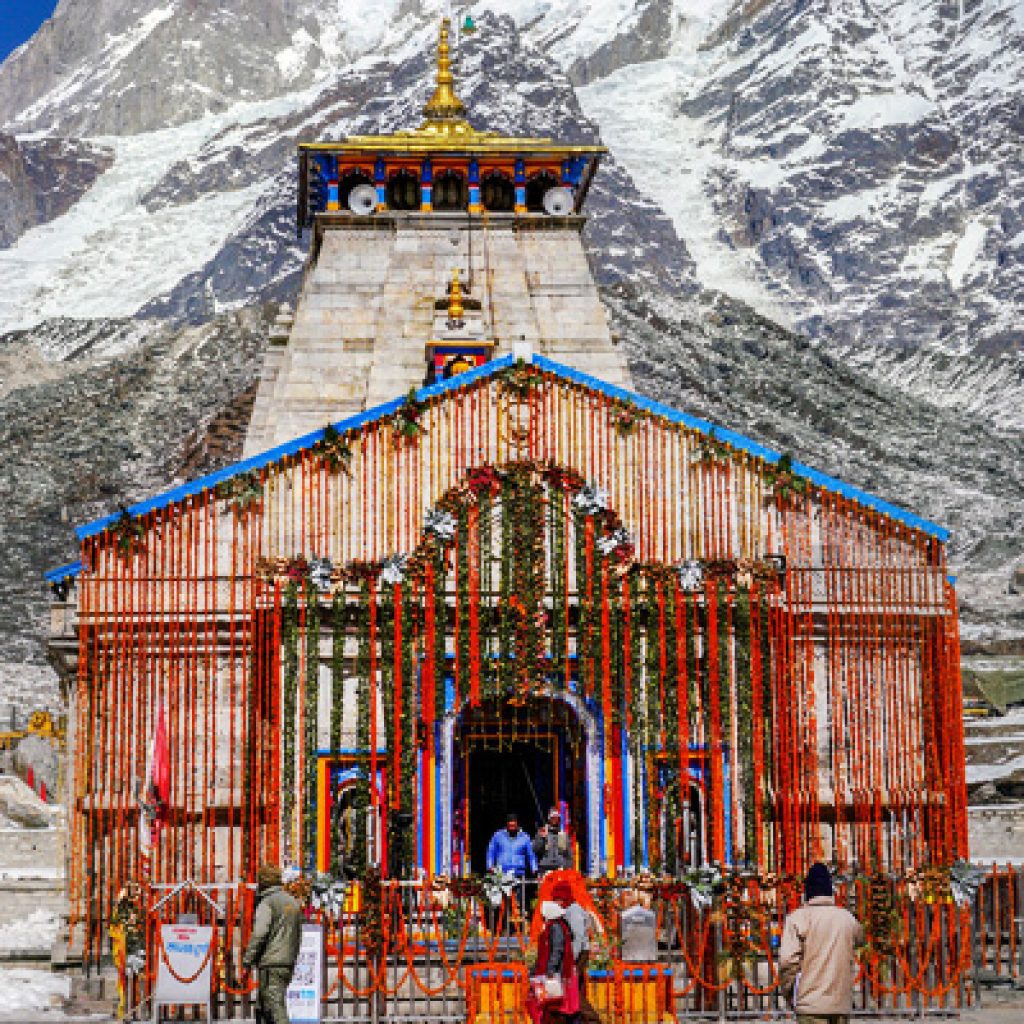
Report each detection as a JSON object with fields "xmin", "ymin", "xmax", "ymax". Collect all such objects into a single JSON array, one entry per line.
[{"xmin": 243, "ymin": 864, "xmax": 303, "ymax": 1024}]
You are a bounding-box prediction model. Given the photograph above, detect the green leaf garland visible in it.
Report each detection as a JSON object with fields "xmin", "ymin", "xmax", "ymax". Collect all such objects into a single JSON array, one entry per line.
[{"xmin": 304, "ymin": 582, "xmax": 320, "ymax": 867}]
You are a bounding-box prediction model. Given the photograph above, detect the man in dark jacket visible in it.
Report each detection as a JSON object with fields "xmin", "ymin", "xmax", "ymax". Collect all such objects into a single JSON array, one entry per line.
[
  {"xmin": 533, "ymin": 807, "xmax": 572, "ymax": 874},
  {"xmin": 243, "ymin": 864, "xmax": 303, "ymax": 1024}
]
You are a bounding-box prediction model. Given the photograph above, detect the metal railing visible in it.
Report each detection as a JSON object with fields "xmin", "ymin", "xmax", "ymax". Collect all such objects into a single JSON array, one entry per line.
[{"xmin": 127, "ymin": 868, "xmax": 1023, "ymax": 1020}]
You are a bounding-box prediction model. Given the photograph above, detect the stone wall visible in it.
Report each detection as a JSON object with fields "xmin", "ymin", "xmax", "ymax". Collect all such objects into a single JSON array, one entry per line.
[
  {"xmin": 0, "ymin": 826, "xmax": 65, "ymax": 932},
  {"xmin": 969, "ymin": 804, "xmax": 1024, "ymax": 864},
  {"xmin": 244, "ymin": 212, "xmax": 631, "ymax": 456}
]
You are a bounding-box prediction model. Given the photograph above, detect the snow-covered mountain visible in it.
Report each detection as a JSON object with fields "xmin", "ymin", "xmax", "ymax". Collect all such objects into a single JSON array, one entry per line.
[
  {"xmin": 580, "ymin": 0, "xmax": 1024, "ymax": 355},
  {"xmin": 0, "ymin": 0, "xmax": 1021, "ymax": 661}
]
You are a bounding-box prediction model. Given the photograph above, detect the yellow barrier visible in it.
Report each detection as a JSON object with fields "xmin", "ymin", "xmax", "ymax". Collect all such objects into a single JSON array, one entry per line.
[{"xmin": 588, "ymin": 966, "xmax": 675, "ymax": 1024}]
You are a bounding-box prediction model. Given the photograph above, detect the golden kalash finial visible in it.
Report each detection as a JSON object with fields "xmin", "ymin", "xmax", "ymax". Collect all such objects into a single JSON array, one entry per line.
[
  {"xmin": 447, "ymin": 267, "xmax": 465, "ymax": 326},
  {"xmin": 422, "ymin": 18, "xmax": 467, "ymax": 124}
]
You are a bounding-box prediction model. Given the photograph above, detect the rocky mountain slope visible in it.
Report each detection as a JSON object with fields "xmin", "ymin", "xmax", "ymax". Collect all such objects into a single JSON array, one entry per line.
[
  {"xmin": 0, "ymin": 135, "xmax": 112, "ymax": 247},
  {"xmin": 0, "ymin": 0, "xmax": 1020, "ymax": 663},
  {"xmin": 0, "ymin": 309, "xmax": 271, "ymax": 664}
]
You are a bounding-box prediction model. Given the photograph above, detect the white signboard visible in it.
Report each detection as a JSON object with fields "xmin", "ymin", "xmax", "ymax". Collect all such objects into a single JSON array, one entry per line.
[
  {"xmin": 287, "ymin": 924, "xmax": 322, "ymax": 1023},
  {"xmin": 154, "ymin": 924, "xmax": 214, "ymax": 1006}
]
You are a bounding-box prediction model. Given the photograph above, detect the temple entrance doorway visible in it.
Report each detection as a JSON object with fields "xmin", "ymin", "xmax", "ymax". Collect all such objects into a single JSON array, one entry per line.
[
  {"xmin": 467, "ymin": 742, "xmax": 554, "ymax": 872},
  {"xmin": 451, "ymin": 696, "xmax": 590, "ymax": 875}
]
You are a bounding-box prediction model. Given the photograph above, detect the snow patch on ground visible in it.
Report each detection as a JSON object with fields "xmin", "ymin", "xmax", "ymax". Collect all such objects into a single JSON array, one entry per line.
[
  {"xmin": 0, "ymin": 909, "xmax": 60, "ymax": 952},
  {"xmin": 277, "ymin": 28, "xmax": 317, "ymax": 80},
  {"xmin": 949, "ymin": 218, "xmax": 988, "ymax": 288},
  {"xmin": 0, "ymin": 967, "xmax": 69, "ymax": 1016},
  {"xmin": 0, "ymin": 84, "xmax": 330, "ymax": 334},
  {"xmin": 838, "ymin": 90, "xmax": 935, "ymax": 132},
  {"xmin": 578, "ymin": 56, "xmax": 795, "ymax": 327}
]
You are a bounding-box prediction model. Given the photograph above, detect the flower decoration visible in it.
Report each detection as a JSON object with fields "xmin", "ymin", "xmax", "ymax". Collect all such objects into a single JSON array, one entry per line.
[
  {"xmin": 597, "ymin": 527, "xmax": 632, "ymax": 557},
  {"xmin": 110, "ymin": 883, "xmax": 146, "ymax": 975},
  {"xmin": 113, "ymin": 508, "xmax": 145, "ymax": 555},
  {"xmin": 216, "ymin": 469, "xmax": 264, "ymax": 513},
  {"xmin": 312, "ymin": 424, "xmax": 354, "ymax": 474},
  {"xmin": 465, "ymin": 465, "xmax": 502, "ymax": 498},
  {"xmin": 309, "ymin": 556, "xmax": 334, "ymax": 593},
  {"xmin": 611, "ymin": 402, "xmax": 640, "ymax": 436},
  {"xmin": 498, "ymin": 359, "xmax": 540, "ymax": 397},
  {"xmin": 285, "ymin": 556, "xmax": 310, "ymax": 583},
  {"xmin": 424, "ymin": 508, "xmax": 457, "ymax": 541},
  {"xmin": 380, "ymin": 553, "xmax": 408, "ymax": 586},
  {"xmin": 573, "ymin": 485, "xmax": 609, "ymax": 516},
  {"xmin": 950, "ymin": 861, "xmax": 986, "ymax": 907},
  {"xmin": 764, "ymin": 452, "xmax": 809, "ymax": 501},
  {"xmin": 481, "ymin": 867, "xmax": 520, "ymax": 908},
  {"xmin": 693, "ymin": 428, "xmax": 732, "ymax": 466},
  {"xmin": 676, "ymin": 559, "xmax": 704, "ymax": 593},
  {"xmin": 685, "ymin": 865, "xmax": 723, "ymax": 911},
  {"xmin": 389, "ymin": 388, "xmax": 427, "ymax": 446}
]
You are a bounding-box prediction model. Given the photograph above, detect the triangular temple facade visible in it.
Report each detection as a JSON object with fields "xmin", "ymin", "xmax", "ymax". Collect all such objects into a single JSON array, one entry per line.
[{"xmin": 46, "ymin": 20, "xmax": 966, "ymax": 969}]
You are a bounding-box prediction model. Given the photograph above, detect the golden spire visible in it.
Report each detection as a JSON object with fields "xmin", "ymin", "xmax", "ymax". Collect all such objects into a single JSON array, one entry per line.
[
  {"xmin": 422, "ymin": 18, "xmax": 467, "ymax": 124},
  {"xmin": 447, "ymin": 267, "xmax": 465, "ymax": 325}
]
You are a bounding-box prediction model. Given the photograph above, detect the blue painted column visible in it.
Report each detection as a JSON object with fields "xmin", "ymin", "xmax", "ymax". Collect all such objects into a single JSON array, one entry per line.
[
  {"xmin": 514, "ymin": 158, "xmax": 526, "ymax": 214},
  {"xmin": 374, "ymin": 156, "xmax": 387, "ymax": 210},
  {"xmin": 468, "ymin": 159, "xmax": 481, "ymax": 213},
  {"xmin": 326, "ymin": 154, "xmax": 340, "ymax": 211},
  {"xmin": 421, "ymin": 159, "xmax": 433, "ymax": 211}
]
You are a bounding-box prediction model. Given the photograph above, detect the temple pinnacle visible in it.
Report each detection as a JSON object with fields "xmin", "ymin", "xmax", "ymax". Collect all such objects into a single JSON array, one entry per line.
[{"xmin": 422, "ymin": 18, "xmax": 467, "ymax": 123}]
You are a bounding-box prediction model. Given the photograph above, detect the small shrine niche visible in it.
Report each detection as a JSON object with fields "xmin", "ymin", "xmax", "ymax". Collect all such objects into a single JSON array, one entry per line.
[{"xmin": 425, "ymin": 268, "xmax": 493, "ymax": 383}]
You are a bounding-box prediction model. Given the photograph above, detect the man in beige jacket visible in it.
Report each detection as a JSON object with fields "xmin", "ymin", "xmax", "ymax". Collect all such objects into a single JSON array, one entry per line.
[{"xmin": 779, "ymin": 863, "xmax": 865, "ymax": 1024}]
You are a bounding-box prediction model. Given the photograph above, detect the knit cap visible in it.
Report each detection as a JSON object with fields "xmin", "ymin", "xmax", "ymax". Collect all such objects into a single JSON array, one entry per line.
[{"xmin": 804, "ymin": 862, "xmax": 833, "ymax": 900}]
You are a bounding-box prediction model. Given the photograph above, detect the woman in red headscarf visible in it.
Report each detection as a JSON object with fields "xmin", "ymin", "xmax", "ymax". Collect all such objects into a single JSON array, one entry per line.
[{"xmin": 526, "ymin": 880, "xmax": 580, "ymax": 1024}]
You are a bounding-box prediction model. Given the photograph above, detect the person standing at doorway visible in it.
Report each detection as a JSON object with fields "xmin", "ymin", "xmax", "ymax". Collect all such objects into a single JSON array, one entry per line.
[
  {"xmin": 779, "ymin": 863, "xmax": 865, "ymax": 1024},
  {"xmin": 486, "ymin": 811, "xmax": 538, "ymax": 877},
  {"xmin": 242, "ymin": 863, "xmax": 303, "ymax": 1024},
  {"xmin": 533, "ymin": 806, "xmax": 573, "ymax": 874},
  {"xmin": 486, "ymin": 812, "xmax": 538, "ymax": 933}
]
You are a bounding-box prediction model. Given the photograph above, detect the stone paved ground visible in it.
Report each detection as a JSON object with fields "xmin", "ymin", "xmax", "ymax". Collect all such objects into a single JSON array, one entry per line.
[{"xmin": 4, "ymin": 1003, "xmax": 1019, "ymax": 1019}]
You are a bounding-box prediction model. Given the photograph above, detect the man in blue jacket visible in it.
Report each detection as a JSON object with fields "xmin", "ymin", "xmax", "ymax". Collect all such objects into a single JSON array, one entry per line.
[{"xmin": 486, "ymin": 812, "xmax": 538, "ymax": 876}]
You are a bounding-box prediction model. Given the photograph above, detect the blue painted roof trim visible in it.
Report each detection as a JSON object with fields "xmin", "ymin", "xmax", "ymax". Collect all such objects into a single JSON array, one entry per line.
[
  {"xmin": 44, "ymin": 560, "xmax": 83, "ymax": 583},
  {"xmin": 74, "ymin": 350, "xmax": 948, "ymax": 544},
  {"xmin": 533, "ymin": 355, "xmax": 950, "ymax": 542}
]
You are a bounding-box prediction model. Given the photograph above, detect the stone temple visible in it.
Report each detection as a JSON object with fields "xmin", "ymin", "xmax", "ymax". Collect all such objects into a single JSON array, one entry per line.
[{"xmin": 46, "ymin": 20, "xmax": 966, "ymax": 970}]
